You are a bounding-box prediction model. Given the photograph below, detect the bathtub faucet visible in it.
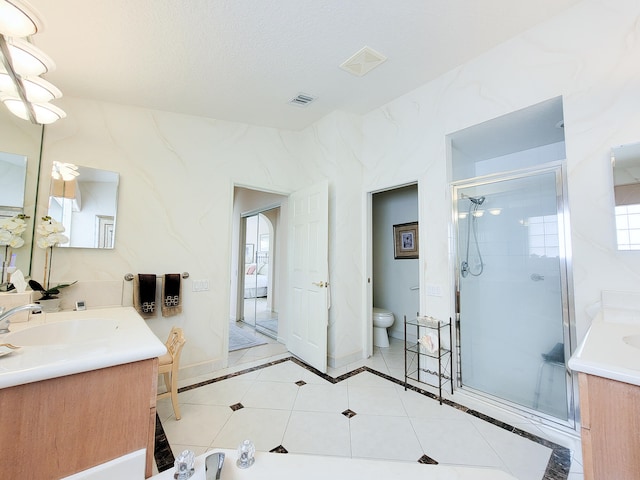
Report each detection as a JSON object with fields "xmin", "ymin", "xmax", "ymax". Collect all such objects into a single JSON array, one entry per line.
[{"xmin": 0, "ymin": 304, "xmax": 42, "ymax": 334}]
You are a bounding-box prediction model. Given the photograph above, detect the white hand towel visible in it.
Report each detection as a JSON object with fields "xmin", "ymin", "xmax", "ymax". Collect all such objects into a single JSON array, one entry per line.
[{"xmin": 419, "ymin": 332, "xmax": 439, "ymax": 354}]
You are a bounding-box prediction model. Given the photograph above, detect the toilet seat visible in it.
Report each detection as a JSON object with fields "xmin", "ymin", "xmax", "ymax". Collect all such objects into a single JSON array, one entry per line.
[{"xmin": 373, "ymin": 308, "xmax": 394, "ymax": 327}]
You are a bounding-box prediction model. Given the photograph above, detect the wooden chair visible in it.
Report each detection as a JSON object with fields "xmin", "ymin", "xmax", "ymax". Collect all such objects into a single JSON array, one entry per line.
[{"xmin": 157, "ymin": 326, "xmax": 186, "ymax": 420}]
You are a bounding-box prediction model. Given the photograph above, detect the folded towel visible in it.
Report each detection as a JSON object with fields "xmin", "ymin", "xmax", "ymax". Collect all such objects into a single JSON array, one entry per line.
[
  {"xmin": 162, "ymin": 273, "xmax": 182, "ymax": 317},
  {"xmin": 134, "ymin": 274, "xmax": 157, "ymax": 318},
  {"xmin": 419, "ymin": 332, "xmax": 439, "ymax": 354}
]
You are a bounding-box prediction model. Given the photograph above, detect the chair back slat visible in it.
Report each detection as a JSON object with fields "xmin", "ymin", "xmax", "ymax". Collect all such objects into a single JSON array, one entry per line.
[{"xmin": 165, "ymin": 326, "xmax": 186, "ymax": 358}]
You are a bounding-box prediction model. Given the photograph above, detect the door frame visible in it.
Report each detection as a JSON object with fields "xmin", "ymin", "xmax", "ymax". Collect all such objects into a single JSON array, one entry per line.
[
  {"xmin": 364, "ymin": 180, "xmax": 421, "ymax": 359},
  {"xmin": 229, "ymin": 184, "xmax": 290, "ymax": 353},
  {"xmin": 451, "ymin": 161, "xmax": 577, "ymax": 429}
]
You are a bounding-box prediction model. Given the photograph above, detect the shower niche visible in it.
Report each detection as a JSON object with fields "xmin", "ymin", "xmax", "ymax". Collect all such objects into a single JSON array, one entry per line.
[{"xmin": 448, "ymin": 97, "xmax": 576, "ymax": 426}]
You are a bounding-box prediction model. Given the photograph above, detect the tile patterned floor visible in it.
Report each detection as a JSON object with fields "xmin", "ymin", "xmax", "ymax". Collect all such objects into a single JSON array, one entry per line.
[{"xmin": 155, "ymin": 336, "xmax": 585, "ymax": 480}]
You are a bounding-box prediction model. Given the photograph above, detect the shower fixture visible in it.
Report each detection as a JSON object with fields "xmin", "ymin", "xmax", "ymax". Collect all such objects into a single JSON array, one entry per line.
[
  {"xmin": 463, "ymin": 194, "xmax": 485, "ymax": 205},
  {"xmin": 460, "ymin": 194, "xmax": 485, "ymax": 277}
]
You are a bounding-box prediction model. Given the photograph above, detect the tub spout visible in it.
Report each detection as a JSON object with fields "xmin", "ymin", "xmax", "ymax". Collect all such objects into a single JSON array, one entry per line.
[{"xmin": 0, "ymin": 304, "xmax": 42, "ymax": 334}]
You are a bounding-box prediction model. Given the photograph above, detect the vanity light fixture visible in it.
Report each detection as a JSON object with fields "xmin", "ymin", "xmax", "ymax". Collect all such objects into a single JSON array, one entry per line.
[
  {"xmin": 4, "ymin": 36, "xmax": 54, "ymax": 76},
  {"xmin": 1, "ymin": 93, "xmax": 65, "ymax": 123},
  {"xmin": 0, "ymin": 0, "xmax": 42, "ymax": 37},
  {"xmin": 0, "ymin": 72, "xmax": 61, "ymax": 102},
  {"xmin": 52, "ymin": 161, "xmax": 79, "ymax": 181},
  {"xmin": 0, "ymin": 0, "xmax": 65, "ymax": 124}
]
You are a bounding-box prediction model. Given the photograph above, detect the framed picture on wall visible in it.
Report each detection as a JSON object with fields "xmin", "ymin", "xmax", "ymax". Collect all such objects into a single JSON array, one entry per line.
[{"xmin": 393, "ymin": 222, "xmax": 419, "ymax": 259}]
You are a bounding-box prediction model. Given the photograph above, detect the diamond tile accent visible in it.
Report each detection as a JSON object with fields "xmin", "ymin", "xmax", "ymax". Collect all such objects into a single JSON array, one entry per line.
[
  {"xmin": 156, "ymin": 356, "xmax": 572, "ymax": 478},
  {"xmin": 295, "ymin": 380, "xmax": 306, "ymax": 386},
  {"xmin": 270, "ymin": 445, "xmax": 288, "ymax": 453},
  {"xmin": 418, "ymin": 454, "xmax": 438, "ymax": 464},
  {"xmin": 342, "ymin": 409, "xmax": 357, "ymax": 418}
]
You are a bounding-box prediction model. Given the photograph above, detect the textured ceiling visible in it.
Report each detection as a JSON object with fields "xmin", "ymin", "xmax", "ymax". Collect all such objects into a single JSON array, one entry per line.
[{"xmin": 27, "ymin": 0, "xmax": 582, "ymax": 131}]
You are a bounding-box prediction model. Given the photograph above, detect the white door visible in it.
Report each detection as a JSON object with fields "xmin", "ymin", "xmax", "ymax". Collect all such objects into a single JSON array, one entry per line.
[{"xmin": 288, "ymin": 180, "xmax": 329, "ymax": 373}]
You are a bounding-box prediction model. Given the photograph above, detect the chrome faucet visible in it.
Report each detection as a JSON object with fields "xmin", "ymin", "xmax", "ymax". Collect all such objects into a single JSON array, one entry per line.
[
  {"xmin": 205, "ymin": 452, "xmax": 225, "ymax": 480},
  {"xmin": 0, "ymin": 304, "xmax": 42, "ymax": 334}
]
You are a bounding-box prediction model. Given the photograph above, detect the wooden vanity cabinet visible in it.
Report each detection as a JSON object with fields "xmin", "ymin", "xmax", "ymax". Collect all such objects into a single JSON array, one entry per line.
[
  {"xmin": 578, "ymin": 372, "xmax": 640, "ymax": 480},
  {"xmin": 0, "ymin": 358, "xmax": 158, "ymax": 479}
]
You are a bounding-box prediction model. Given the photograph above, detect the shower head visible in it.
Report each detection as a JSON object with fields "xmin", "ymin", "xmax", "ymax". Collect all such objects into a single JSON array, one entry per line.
[{"xmin": 461, "ymin": 194, "xmax": 485, "ymax": 205}]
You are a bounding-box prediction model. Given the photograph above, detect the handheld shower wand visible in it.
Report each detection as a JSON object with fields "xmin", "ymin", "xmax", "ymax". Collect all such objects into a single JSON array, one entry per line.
[{"xmin": 460, "ymin": 194, "xmax": 485, "ymax": 277}]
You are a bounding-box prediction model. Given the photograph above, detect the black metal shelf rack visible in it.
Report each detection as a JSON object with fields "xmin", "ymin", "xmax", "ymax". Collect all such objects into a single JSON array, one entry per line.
[{"xmin": 404, "ymin": 315, "xmax": 454, "ymax": 404}]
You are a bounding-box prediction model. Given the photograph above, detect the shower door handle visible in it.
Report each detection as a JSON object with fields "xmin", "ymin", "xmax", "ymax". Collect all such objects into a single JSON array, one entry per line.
[{"xmin": 530, "ymin": 273, "xmax": 545, "ymax": 281}]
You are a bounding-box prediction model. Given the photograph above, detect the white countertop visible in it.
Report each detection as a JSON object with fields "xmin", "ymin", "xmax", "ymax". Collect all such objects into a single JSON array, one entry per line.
[
  {"xmin": 0, "ymin": 306, "xmax": 166, "ymax": 389},
  {"xmin": 568, "ymin": 310, "xmax": 640, "ymax": 386},
  {"xmin": 151, "ymin": 449, "xmax": 517, "ymax": 480}
]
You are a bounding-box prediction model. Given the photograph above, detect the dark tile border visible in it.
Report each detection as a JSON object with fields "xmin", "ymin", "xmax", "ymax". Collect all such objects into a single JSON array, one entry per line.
[
  {"xmin": 154, "ymin": 413, "xmax": 175, "ymax": 473},
  {"xmin": 155, "ymin": 356, "xmax": 571, "ymax": 479}
]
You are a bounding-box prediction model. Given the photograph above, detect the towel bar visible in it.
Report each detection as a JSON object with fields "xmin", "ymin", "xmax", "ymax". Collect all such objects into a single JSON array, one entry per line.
[{"xmin": 124, "ymin": 272, "xmax": 189, "ymax": 281}]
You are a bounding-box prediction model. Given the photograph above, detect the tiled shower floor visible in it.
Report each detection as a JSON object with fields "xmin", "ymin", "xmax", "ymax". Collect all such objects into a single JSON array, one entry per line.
[{"xmin": 155, "ymin": 337, "xmax": 584, "ymax": 480}]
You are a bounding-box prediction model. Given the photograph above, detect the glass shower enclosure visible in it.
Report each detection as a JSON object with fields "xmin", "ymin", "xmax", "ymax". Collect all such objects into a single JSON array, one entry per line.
[{"xmin": 454, "ymin": 166, "xmax": 573, "ymax": 424}]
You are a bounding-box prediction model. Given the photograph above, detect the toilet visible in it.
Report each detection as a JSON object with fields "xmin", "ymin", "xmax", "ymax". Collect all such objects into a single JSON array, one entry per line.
[{"xmin": 372, "ymin": 307, "xmax": 395, "ymax": 347}]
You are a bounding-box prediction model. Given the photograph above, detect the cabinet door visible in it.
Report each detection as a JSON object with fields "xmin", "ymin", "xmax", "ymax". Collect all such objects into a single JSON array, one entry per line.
[{"xmin": 580, "ymin": 373, "xmax": 640, "ymax": 480}]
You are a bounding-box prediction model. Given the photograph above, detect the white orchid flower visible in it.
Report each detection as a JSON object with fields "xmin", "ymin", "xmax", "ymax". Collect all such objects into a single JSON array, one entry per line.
[
  {"xmin": 50, "ymin": 233, "xmax": 69, "ymax": 245},
  {"xmin": 0, "ymin": 230, "xmax": 12, "ymax": 244},
  {"xmin": 9, "ymin": 235, "xmax": 25, "ymax": 248},
  {"xmin": 36, "ymin": 237, "xmax": 51, "ymax": 249}
]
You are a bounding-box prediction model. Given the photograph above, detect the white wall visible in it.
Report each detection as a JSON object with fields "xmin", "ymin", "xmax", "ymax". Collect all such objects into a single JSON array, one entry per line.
[
  {"xmin": 361, "ymin": 0, "xmax": 640, "ymax": 347},
  {"xmin": 35, "ymin": 0, "xmax": 640, "ymax": 377}
]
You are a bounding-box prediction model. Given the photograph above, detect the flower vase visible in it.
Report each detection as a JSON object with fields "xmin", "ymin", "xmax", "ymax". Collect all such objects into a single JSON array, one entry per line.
[{"xmin": 37, "ymin": 298, "xmax": 61, "ymax": 313}]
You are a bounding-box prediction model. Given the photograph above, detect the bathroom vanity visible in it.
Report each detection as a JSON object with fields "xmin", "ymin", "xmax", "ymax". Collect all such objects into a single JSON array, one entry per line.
[
  {"xmin": 0, "ymin": 307, "xmax": 166, "ymax": 479},
  {"xmin": 569, "ymin": 304, "xmax": 640, "ymax": 480}
]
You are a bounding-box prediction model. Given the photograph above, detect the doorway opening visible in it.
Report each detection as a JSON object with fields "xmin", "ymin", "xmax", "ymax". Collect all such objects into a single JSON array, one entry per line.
[
  {"xmin": 231, "ymin": 186, "xmax": 286, "ymax": 346},
  {"xmin": 370, "ymin": 184, "xmax": 419, "ymax": 352},
  {"xmin": 242, "ymin": 210, "xmax": 278, "ymax": 336}
]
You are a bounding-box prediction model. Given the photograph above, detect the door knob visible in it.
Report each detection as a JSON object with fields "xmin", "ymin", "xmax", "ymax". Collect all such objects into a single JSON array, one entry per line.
[{"xmin": 312, "ymin": 281, "xmax": 326, "ymax": 287}]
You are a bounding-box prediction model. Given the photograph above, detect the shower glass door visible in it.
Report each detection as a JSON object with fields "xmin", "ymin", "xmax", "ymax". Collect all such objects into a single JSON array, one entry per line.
[{"xmin": 456, "ymin": 167, "xmax": 571, "ymax": 422}]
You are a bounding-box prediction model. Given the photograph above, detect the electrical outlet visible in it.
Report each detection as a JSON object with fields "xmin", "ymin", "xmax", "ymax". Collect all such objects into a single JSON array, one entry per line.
[
  {"xmin": 425, "ymin": 284, "xmax": 442, "ymax": 297},
  {"xmin": 192, "ymin": 279, "xmax": 210, "ymax": 292}
]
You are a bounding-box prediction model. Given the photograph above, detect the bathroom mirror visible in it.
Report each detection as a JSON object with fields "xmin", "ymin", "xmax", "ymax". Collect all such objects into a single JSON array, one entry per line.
[
  {"xmin": 0, "ymin": 110, "xmax": 44, "ymax": 276},
  {"xmin": 47, "ymin": 163, "xmax": 119, "ymax": 249},
  {"xmin": 612, "ymin": 141, "xmax": 640, "ymax": 250},
  {"xmin": 0, "ymin": 152, "xmax": 27, "ymax": 211}
]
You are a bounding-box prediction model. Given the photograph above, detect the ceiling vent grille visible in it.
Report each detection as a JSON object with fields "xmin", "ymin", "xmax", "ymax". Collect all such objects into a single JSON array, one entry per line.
[
  {"xmin": 289, "ymin": 93, "xmax": 317, "ymax": 107},
  {"xmin": 340, "ymin": 46, "xmax": 387, "ymax": 77}
]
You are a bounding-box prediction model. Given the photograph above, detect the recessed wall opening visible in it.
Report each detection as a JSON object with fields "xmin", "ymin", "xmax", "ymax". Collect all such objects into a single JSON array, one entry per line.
[
  {"xmin": 371, "ymin": 183, "xmax": 419, "ymax": 350},
  {"xmin": 448, "ymin": 96, "xmax": 577, "ymax": 429}
]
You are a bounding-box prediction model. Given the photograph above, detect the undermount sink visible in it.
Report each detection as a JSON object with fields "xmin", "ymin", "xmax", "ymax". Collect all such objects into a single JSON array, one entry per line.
[
  {"xmin": 5, "ymin": 319, "xmax": 120, "ymax": 346},
  {"xmin": 623, "ymin": 334, "xmax": 640, "ymax": 350}
]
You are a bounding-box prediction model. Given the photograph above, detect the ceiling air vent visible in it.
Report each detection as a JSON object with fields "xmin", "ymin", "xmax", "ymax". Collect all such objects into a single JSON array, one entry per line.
[
  {"xmin": 289, "ymin": 92, "xmax": 317, "ymax": 107},
  {"xmin": 340, "ymin": 46, "xmax": 387, "ymax": 77}
]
